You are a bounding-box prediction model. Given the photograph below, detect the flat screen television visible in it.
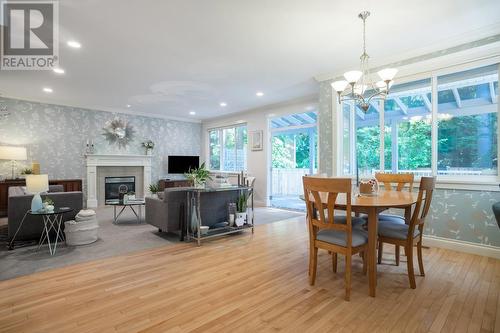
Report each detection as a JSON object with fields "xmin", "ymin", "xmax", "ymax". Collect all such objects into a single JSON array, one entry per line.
[{"xmin": 168, "ymin": 155, "xmax": 200, "ymax": 174}]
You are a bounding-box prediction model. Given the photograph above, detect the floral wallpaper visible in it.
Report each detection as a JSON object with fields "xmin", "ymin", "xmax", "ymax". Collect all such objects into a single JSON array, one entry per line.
[
  {"xmin": 0, "ymin": 97, "xmax": 201, "ymax": 200},
  {"xmin": 318, "ymin": 81, "xmax": 333, "ymax": 176},
  {"xmin": 426, "ymin": 189, "xmax": 500, "ymax": 246}
]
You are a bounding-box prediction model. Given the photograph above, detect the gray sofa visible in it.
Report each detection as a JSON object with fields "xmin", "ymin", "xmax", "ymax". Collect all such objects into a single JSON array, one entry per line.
[
  {"xmin": 145, "ymin": 187, "xmax": 241, "ymax": 236},
  {"xmin": 8, "ymin": 185, "xmax": 83, "ymax": 241}
]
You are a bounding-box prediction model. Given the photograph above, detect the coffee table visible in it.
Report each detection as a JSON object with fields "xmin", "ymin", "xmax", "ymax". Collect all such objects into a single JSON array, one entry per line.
[
  {"xmin": 106, "ymin": 199, "xmax": 145, "ymax": 224},
  {"xmin": 8, "ymin": 207, "xmax": 73, "ymax": 255}
]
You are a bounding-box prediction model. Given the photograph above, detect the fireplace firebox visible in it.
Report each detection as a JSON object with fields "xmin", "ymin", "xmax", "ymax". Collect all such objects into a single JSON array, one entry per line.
[{"xmin": 104, "ymin": 176, "xmax": 135, "ymax": 203}]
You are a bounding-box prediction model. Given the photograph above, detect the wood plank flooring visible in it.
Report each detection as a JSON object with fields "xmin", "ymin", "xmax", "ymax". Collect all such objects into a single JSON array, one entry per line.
[{"xmin": 0, "ymin": 216, "xmax": 498, "ymax": 333}]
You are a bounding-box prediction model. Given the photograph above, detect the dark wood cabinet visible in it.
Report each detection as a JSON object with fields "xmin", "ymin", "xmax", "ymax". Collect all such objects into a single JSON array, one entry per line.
[
  {"xmin": 0, "ymin": 179, "xmax": 82, "ymax": 217},
  {"xmin": 158, "ymin": 179, "xmax": 193, "ymax": 190}
]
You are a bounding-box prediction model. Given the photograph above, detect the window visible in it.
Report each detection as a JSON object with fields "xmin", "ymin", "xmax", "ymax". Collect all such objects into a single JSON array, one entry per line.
[
  {"xmin": 437, "ymin": 65, "xmax": 498, "ymax": 176},
  {"xmin": 340, "ymin": 63, "xmax": 499, "ymax": 180},
  {"xmin": 208, "ymin": 124, "xmax": 247, "ymax": 171}
]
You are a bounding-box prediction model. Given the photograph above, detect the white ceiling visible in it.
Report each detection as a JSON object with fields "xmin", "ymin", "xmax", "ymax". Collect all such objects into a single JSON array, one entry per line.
[{"xmin": 1, "ymin": 0, "xmax": 499, "ymax": 121}]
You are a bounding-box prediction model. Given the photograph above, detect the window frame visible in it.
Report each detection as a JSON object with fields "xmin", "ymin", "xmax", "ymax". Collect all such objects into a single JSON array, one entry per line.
[
  {"xmin": 207, "ymin": 123, "xmax": 248, "ymax": 172},
  {"xmin": 338, "ymin": 61, "xmax": 500, "ymax": 186}
]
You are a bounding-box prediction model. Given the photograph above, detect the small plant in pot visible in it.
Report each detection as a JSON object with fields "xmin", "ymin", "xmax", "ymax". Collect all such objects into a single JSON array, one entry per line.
[
  {"xmin": 184, "ymin": 162, "xmax": 212, "ymax": 188},
  {"xmin": 142, "ymin": 140, "xmax": 154, "ymax": 155},
  {"xmin": 20, "ymin": 168, "xmax": 33, "ymax": 179},
  {"xmin": 235, "ymin": 193, "xmax": 248, "ymax": 225},
  {"xmin": 149, "ymin": 183, "xmax": 160, "ymax": 198},
  {"xmin": 43, "ymin": 197, "xmax": 55, "ymax": 212}
]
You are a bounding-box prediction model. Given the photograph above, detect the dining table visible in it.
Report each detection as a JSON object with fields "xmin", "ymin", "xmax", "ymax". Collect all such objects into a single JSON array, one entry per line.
[{"xmin": 306, "ymin": 189, "xmax": 418, "ymax": 297}]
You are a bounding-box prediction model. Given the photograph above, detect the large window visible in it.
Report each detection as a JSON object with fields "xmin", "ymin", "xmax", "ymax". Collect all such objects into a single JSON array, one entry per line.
[
  {"xmin": 437, "ymin": 65, "xmax": 498, "ymax": 176},
  {"xmin": 341, "ymin": 63, "xmax": 499, "ymax": 180},
  {"xmin": 208, "ymin": 124, "xmax": 247, "ymax": 171}
]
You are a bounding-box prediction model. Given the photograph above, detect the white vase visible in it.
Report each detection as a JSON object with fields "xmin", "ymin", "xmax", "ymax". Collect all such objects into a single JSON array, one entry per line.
[
  {"xmin": 146, "ymin": 149, "xmax": 152, "ymax": 155},
  {"xmin": 236, "ymin": 212, "xmax": 247, "ymax": 226}
]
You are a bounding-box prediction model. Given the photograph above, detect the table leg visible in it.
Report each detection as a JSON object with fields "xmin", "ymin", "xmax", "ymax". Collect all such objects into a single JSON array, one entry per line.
[
  {"xmin": 367, "ymin": 207, "xmax": 378, "ymax": 297},
  {"xmin": 8, "ymin": 211, "xmax": 29, "ymax": 250},
  {"xmin": 42, "ymin": 216, "xmax": 54, "ymax": 255},
  {"xmin": 139, "ymin": 205, "xmax": 142, "ymax": 223}
]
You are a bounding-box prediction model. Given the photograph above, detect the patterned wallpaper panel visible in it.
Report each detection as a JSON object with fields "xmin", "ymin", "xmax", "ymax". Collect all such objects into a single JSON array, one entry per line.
[
  {"xmin": 426, "ymin": 189, "xmax": 500, "ymax": 247},
  {"xmin": 0, "ymin": 97, "xmax": 201, "ymax": 200},
  {"xmin": 318, "ymin": 81, "xmax": 333, "ymax": 176}
]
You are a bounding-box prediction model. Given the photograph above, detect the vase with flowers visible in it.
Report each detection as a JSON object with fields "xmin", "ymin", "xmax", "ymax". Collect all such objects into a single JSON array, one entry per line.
[{"xmin": 142, "ymin": 140, "xmax": 154, "ymax": 155}]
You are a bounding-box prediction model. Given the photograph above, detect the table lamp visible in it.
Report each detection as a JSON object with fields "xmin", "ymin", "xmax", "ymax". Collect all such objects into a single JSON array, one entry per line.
[
  {"xmin": 26, "ymin": 174, "xmax": 49, "ymax": 212},
  {"xmin": 0, "ymin": 146, "xmax": 27, "ymax": 179}
]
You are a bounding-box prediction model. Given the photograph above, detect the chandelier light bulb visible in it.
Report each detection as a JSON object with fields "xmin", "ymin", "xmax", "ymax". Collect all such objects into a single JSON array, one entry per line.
[
  {"xmin": 376, "ymin": 80, "xmax": 393, "ymax": 91},
  {"xmin": 343, "ymin": 70, "xmax": 363, "ymax": 84},
  {"xmin": 331, "ymin": 80, "xmax": 349, "ymax": 93},
  {"xmin": 377, "ymin": 68, "xmax": 398, "ymax": 81}
]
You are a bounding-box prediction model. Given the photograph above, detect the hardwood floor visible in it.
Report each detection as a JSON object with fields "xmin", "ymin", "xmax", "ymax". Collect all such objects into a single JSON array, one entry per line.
[{"xmin": 0, "ymin": 216, "xmax": 498, "ymax": 332}]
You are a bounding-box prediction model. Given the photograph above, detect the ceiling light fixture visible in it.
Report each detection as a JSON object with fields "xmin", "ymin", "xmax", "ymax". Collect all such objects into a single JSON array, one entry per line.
[
  {"xmin": 53, "ymin": 67, "xmax": 65, "ymax": 74},
  {"xmin": 256, "ymin": 91, "xmax": 264, "ymax": 97},
  {"xmin": 331, "ymin": 11, "xmax": 397, "ymax": 112},
  {"xmin": 189, "ymin": 111, "xmax": 196, "ymax": 115},
  {"xmin": 220, "ymin": 102, "xmax": 227, "ymax": 107},
  {"xmin": 126, "ymin": 104, "xmax": 131, "ymax": 108},
  {"xmin": 43, "ymin": 87, "xmax": 53, "ymax": 93},
  {"xmin": 67, "ymin": 40, "xmax": 81, "ymax": 48}
]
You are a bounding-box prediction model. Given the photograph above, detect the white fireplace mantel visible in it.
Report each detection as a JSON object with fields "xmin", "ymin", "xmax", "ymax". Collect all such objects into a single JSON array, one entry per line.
[{"xmin": 85, "ymin": 154, "xmax": 152, "ymax": 207}]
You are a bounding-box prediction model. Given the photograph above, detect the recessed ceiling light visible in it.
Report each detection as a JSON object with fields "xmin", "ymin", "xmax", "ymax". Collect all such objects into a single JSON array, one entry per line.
[
  {"xmin": 126, "ymin": 104, "xmax": 131, "ymax": 108},
  {"xmin": 67, "ymin": 40, "xmax": 81, "ymax": 48},
  {"xmin": 220, "ymin": 102, "xmax": 227, "ymax": 107},
  {"xmin": 256, "ymin": 91, "xmax": 264, "ymax": 97},
  {"xmin": 189, "ymin": 111, "xmax": 196, "ymax": 115},
  {"xmin": 53, "ymin": 67, "xmax": 65, "ymax": 74},
  {"xmin": 43, "ymin": 87, "xmax": 53, "ymax": 93}
]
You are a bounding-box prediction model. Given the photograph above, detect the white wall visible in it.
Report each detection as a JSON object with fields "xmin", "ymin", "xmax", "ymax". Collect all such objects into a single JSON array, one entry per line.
[{"xmin": 201, "ymin": 96, "xmax": 317, "ymax": 206}]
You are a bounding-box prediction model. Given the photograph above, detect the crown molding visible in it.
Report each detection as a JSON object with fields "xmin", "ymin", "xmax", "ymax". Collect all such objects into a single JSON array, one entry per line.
[{"xmin": 315, "ymin": 26, "xmax": 500, "ymax": 83}]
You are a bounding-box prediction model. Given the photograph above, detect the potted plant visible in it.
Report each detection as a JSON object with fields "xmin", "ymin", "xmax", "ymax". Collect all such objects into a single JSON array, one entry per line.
[
  {"xmin": 20, "ymin": 168, "xmax": 33, "ymax": 179},
  {"xmin": 142, "ymin": 140, "xmax": 154, "ymax": 155},
  {"xmin": 185, "ymin": 162, "xmax": 212, "ymax": 188},
  {"xmin": 235, "ymin": 193, "xmax": 248, "ymax": 225},
  {"xmin": 42, "ymin": 197, "xmax": 54, "ymax": 212},
  {"xmin": 149, "ymin": 183, "xmax": 160, "ymax": 198}
]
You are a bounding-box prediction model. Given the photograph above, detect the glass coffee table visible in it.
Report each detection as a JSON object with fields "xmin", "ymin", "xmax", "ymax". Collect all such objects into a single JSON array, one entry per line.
[
  {"xmin": 8, "ymin": 207, "xmax": 73, "ymax": 255},
  {"xmin": 106, "ymin": 199, "xmax": 145, "ymax": 224}
]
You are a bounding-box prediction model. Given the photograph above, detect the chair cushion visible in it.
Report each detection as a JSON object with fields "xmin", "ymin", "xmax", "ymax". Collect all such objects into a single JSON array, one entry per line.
[
  {"xmin": 328, "ymin": 215, "xmax": 367, "ymax": 228},
  {"xmin": 378, "ymin": 220, "xmax": 420, "ymax": 240},
  {"xmin": 316, "ymin": 228, "xmax": 368, "ymax": 247},
  {"xmin": 378, "ymin": 214, "xmax": 406, "ymax": 224}
]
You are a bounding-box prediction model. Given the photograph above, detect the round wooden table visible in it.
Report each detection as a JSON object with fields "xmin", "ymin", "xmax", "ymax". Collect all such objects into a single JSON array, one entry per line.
[{"xmin": 306, "ymin": 190, "xmax": 417, "ymax": 297}]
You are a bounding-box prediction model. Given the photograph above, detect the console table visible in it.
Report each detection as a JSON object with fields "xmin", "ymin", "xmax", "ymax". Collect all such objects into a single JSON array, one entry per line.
[{"xmin": 0, "ymin": 179, "xmax": 82, "ymax": 217}]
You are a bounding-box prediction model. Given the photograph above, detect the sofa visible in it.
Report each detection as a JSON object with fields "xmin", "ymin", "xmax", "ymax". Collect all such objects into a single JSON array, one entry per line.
[
  {"xmin": 8, "ymin": 185, "xmax": 83, "ymax": 241},
  {"xmin": 145, "ymin": 187, "xmax": 241, "ymax": 237}
]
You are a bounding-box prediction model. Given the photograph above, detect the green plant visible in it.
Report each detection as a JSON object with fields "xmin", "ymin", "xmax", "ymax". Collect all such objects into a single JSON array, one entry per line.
[
  {"xmin": 43, "ymin": 197, "xmax": 54, "ymax": 206},
  {"xmin": 185, "ymin": 162, "xmax": 212, "ymax": 185},
  {"xmin": 21, "ymin": 168, "xmax": 33, "ymax": 175},
  {"xmin": 149, "ymin": 183, "xmax": 160, "ymax": 194},
  {"xmin": 236, "ymin": 193, "xmax": 247, "ymax": 213}
]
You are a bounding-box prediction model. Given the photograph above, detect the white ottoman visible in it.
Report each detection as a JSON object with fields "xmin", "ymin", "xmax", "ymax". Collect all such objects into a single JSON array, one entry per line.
[{"xmin": 65, "ymin": 210, "xmax": 99, "ymax": 246}]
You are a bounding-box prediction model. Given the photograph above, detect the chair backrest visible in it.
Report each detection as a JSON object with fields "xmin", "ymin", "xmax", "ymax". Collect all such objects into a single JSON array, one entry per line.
[
  {"xmin": 302, "ymin": 176, "xmax": 353, "ymax": 236},
  {"xmin": 407, "ymin": 176, "xmax": 436, "ymax": 239},
  {"xmin": 375, "ymin": 172, "xmax": 414, "ymax": 192}
]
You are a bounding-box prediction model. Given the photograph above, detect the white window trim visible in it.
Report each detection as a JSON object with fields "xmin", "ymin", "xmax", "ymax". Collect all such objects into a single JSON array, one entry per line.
[
  {"xmin": 338, "ymin": 59, "xmax": 500, "ymax": 190},
  {"xmin": 207, "ymin": 123, "xmax": 248, "ymax": 172}
]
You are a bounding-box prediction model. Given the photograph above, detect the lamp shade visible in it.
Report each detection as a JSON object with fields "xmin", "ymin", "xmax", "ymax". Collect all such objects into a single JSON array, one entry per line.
[
  {"xmin": 331, "ymin": 80, "xmax": 349, "ymax": 93},
  {"xmin": 26, "ymin": 174, "xmax": 49, "ymax": 193},
  {"xmin": 0, "ymin": 146, "xmax": 27, "ymax": 160},
  {"xmin": 377, "ymin": 68, "xmax": 398, "ymax": 81},
  {"xmin": 343, "ymin": 70, "xmax": 363, "ymax": 84}
]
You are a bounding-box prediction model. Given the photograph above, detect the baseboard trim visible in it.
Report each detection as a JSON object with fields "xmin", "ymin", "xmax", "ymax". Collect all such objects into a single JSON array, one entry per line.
[{"xmin": 423, "ymin": 235, "xmax": 500, "ymax": 259}]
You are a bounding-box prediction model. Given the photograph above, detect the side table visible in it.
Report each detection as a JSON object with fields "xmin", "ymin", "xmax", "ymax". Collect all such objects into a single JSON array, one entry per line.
[{"xmin": 8, "ymin": 207, "xmax": 74, "ymax": 255}]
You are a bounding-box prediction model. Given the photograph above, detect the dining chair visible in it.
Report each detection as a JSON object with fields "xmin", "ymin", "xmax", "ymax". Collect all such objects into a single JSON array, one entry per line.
[
  {"xmin": 374, "ymin": 172, "xmax": 415, "ymax": 265},
  {"xmin": 377, "ymin": 176, "xmax": 436, "ymax": 289},
  {"xmin": 303, "ymin": 176, "xmax": 368, "ymax": 301}
]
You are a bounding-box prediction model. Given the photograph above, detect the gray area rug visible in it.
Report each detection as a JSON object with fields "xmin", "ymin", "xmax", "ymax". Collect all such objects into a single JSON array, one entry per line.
[{"xmin": 0, "ymin": 206, "xmax": 303, "ymax": 280}]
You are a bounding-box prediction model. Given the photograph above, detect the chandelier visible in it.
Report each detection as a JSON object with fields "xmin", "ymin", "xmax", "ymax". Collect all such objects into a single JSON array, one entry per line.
[{"xmin": 331, "ymin": 11, "xmax": 397, "ymax": 112}]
